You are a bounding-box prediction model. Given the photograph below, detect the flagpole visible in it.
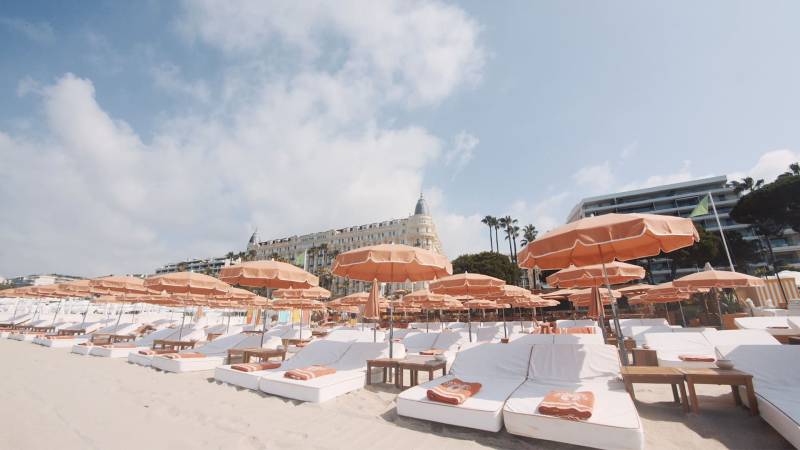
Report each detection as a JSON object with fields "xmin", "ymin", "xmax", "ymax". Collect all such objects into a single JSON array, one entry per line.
[{"xmin": 707, "ymin": 192, "xmax": 736, "ymax": 272}]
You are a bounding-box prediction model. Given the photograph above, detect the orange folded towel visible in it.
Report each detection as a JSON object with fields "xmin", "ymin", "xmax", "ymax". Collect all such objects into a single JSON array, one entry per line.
[
  {"xmin": 426, "ymin": 378, "xmax": 482, "ymax": 405},
  {"xmin": 162, "ymin": 352, "xmax": 206, "ymax": 359},
  {"xmin": 232, "ymin": 362, "xmax": 282, "ymax": 372},
  {"xmin": 284, "ymin": 365, "xmax": 337, "ymax": 380},
  {"xmin": 139, "ymin": 349, "xmax": 157, "ymax": 355},
  {"xmin": 420, "ymin": 349, "xmax": 444, "ymax": 356},
  {"xmin": 561, "ymin": 327, "xmax": 595, "ymax": 334},
  {"xmin": 538, "ymin": 391, "xmax": 595, "ymax": 420},
  {"xmin": 678, "ymin": 355, "xmax": 715, "ymax": 362},
  {"xmin": 113, "ymin": 343, "xmax": 136, "ymax": 348}
]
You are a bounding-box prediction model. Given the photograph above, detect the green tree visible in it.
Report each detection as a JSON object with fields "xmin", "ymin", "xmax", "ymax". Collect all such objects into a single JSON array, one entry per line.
[
  {"xmin": 451, "ymin": 251, "xmax": 523, "ymax": 285},
  {"xmin": 489, "ymin": 217, "xmax": 501, "ymax": 253},
  {"xmin": 521, "ymin": 224, "xmax": 538, "ymax": 246},
  {"xmin": 498, "ymin": 216, "xmax": 518, "ymax": 260},
  {"xmin": 729, "ymin": 176, "xmax": 764, "ymax": 195},
  {"xmin": 723, "ymin": 231, "xmax": 761, "ymax": 272},
  {"xmin": 481, "ymin": 215, "xmax": 495, "ymax": 252},
  {"xmin": 669, "ymin": 226, "xmax": 722, "ymax": 279}
]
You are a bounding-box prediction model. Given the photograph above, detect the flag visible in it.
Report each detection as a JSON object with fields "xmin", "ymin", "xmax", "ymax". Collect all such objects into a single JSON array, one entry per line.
[{"xmin": 689, "ymin": 194, "xmax": 710, "ymax": 217}]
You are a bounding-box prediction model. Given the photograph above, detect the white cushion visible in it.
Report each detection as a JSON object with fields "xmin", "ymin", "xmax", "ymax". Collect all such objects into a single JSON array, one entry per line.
[
  {"xmin": 643, "ymin": 332, "xmax": 715, "ymax": 368},
  {"xmin": 704, "ymin": 329, "xmax": 780, "ymax": 347}
]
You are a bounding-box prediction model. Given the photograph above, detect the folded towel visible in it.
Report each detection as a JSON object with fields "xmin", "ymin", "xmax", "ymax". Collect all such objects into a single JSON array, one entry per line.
[
  {"xmin": 231, "ymin": 362, "xmax": 282, "ymax": 372},
  {"xmin": 561, "ymin": 326, "xmax": 595, "ymax": 334},
  {"xmin": 678, "ymin": 355, "xmax": 715, "ymax": 362},
  {"xmin": 139, "ymin": 350, "xmax": 157, "ymax": 355},
  {"xmin": 419, "ymin": 349, "xmax": 444, "ymax": 355},
  {"xmin": 113, "ymin": 343, "xmax": 136, "ymax": 348},
  {"xmin": 162, "ymin": 352, "xmax": 206, "ymax": 359},
  {"xmin": 426, "ymin": 379, "xmax": 482, "ymax": 405},
  {"xmin": 284, "ymin": 365, "xmax": 336, "ymax": 380},
  {"xmin": 538, "ymin": 391, "xmax": 595, "ymax": 420}
]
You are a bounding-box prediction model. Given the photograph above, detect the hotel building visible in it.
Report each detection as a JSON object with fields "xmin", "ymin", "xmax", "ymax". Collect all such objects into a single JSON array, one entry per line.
[{"xmin": 566, "ymin": 176, "xmax": 800, "ymax": 282}]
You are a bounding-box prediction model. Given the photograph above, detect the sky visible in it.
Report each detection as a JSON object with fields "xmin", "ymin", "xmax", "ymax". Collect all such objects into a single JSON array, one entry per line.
[{"xmin": 1, "ymin": 1, "xmax": 799, "ymax": 278}]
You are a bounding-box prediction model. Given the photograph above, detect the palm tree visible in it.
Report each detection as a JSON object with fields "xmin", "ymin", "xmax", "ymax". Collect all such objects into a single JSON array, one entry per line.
[
  {"xmin": 730, "ymin": 177, "xmax": 764, "ymax": 194},
  {"xmin": 498, "ymin": 216, "xmax": 517, "ymax": 258},
  {"xmin": 520, "ymin": 224, "xmax": 538, "ymax": 246},
  {"xmin": 779, "ymin": 162, "xmax": 800, "ymax": 179},
  {"xmin": 509, "ymin": 225, "xmax": 520, "ymax": 262},
  {"xmin": 490, "ymin": 217, "xmax": 501, "ymax": 253},
  {"xmin": 481, "ymin": 216, "xmax": 495, "ymax": 251}
]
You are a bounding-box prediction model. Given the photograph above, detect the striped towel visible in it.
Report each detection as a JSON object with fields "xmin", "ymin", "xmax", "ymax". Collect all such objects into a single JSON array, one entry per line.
[
  {"xmin": 232, "ymin": 362, "xmax": 281, "ymax": 372},
  {"xmin": 284, "ymin": 365, "xmax": 336, "ymax": 380},
  {"xmin": 538, "ymin": 391, "xmax": 595, "ymax": 420},
  {"xmin": 162, "ymin": 352, "xmax": 206, "ymax": 359},
  {"xmin": 679, "ymin": 355, "xmax": 715, "ymax": 362},
  {"xmin": 419, "ymin": 349, "xmax": 444, "ymax": 355},
  {"xmin": 426, "ymin": 379, "xmax": 482, "ymax": 405}
]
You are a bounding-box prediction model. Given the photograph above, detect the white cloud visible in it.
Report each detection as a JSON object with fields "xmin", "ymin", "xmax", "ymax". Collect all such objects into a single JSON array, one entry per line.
[
  {"xmin": 619, "ymin": 160, "xmax": 696, "ymax": 191},
  {"xmin": 176, "ymin": 0, "xmax": 484, "ymax": 105},
  {"xmin": 572, "ymin": 161, "xmax": 614, "ymax": 193},
  {"xmin": 0, "ymin": 1, "xmax": 484, "ymax": 277},
  {"xmin": 620, "ymin": 141, "xmax": 638, "ymax": 159},
  {"xmin": 150, "ymin": 63, "xmax": 211, "ymax": 102},
  {"xmin": 443, "ymin": 131, "xmax": 478, "ymax": 179},
  {"xmin": 0, "ymin": 17, "xmax": 54, "ymax": 44},
  {"xmin": 729, "ymin": 149, "xmax": 800, "ymax": 183}
]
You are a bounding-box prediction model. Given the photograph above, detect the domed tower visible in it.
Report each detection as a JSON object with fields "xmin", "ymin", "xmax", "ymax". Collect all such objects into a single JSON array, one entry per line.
[
  {"xmin": 414, "ymin": 193, "xmax": 430, "ymax": 216},
  {"xmin": 407, "ymin": 193, "xmax": 442, "ymax": 254},
  {"xmin": 246, "ymin": 229, "xmax": 259, "ymax": 252}
]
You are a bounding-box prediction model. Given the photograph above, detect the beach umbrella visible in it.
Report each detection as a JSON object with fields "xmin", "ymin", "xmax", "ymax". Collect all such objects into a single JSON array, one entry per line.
[
  {"xmin": 403, "ymin": 289, "xmax": 456, "ymax": 333},
  {"xmin": 219, "ymin": 260, "xmax": 318, "ymax": 289},
  {"xmin": 332, "ymin": 244, "xmax": 452, "ymax": 357},
  {"xmin": 272, "ymin": 297, "xmax": 325, "ymax": 343},
  {"xmin": 477, "ymin": 285, "xmax": 532, "ymax": 339},
  {"xmin": 89, "ymin": 276, "xmax": 152, "ymax": 330},
  {"xmin": 673, "ymin": 264, "xmax": 765, "ymax": 326},
  {"xmin": 631, "ymin": 290, "xmax": 693, "ymax": 326},
  {"xmin": 617, "ymin": 283, "xmax": 655, "ymax": 296},
  {"xmin": 429, "ymin": 273, "xmax": 505, "ymax": 296},
  {"xmin": 541, "ymin": 288, "xmax": 580, "ymax": 300},
  {"xmin": 517, "ymin": 212, "xmax": 698, "ymax": 361}
]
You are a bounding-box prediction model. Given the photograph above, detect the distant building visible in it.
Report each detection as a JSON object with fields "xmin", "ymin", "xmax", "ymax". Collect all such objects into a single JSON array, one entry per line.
[
  {"xmin": 247, "ymin": 194, "xmax": 444, "ymax": 296},
  {"xmin": 567, "ymin": 176, "xmax": 800, "ymax": 282},
  {"xmin": 9, "ymin": 274, "xmax": 84, "ymax": 287},
  {"xmin": 154, "ymin": 256, "xmax": 240, "ymax": 276}
]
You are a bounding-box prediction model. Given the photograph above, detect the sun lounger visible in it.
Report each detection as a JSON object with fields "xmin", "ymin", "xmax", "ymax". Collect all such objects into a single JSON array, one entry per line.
[
  {"xmin": 215, "ymin": 340, "xmax": 353, "ymax": 390},
  {"xmin": 397, "ymin": 342, "xmax": 531, "ymax": 432},
  {"xmin": 258, "ymin": 342, "xmax": 402, "ymax": 402},
  {"xmin": 642, "ymin": 332, "xmax": 716, "ymax": 368},
  {"xmin": 121, "ymin": 326, "xmax": 207, "ymax": 365},
  {"xmin": 69, "ymin": 322, "xmax": 141, "ymax": 355},
  {"xmin": 734, "ymin": 316, "xmax": 800, "ymax": 336},
  {"xmin": 32, "ymin": 321, "xmax": 108, "ymax": 347},
  {"xmin": 555, "ymin": 319, "xmax": 597, "ymax": 329},
  {"xmin": 618, "ymin": 318, "xmax": 671, "ymax": 328},
  {"xmin": 503, "ymin": 344, "xmax": 643, "ymax": 450},
  {"xmin": 322, "ymin": 329, "xmax": 386, "ymax": 342},
  {"xmin": 703, "ymin": 329, "xmax": 780, "ymax": 347},
  {"xmin": 149, "ymin": 333, "xmax": 283, "ymax": 373},
  {"xmin": 716, "ymin": 345, "xmax": 800, "ymax": 448}
]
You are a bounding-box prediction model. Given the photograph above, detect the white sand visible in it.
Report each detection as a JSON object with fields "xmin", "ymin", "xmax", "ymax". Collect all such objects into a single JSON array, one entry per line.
[{"xmin": 0, "ymin": 339, "xmax": 791, "ymax": 450}]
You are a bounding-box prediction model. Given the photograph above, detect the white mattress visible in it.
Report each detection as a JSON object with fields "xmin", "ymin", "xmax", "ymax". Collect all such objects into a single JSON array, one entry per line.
[
  {"xmin": 704, "ymin": 329, "xmax": 780, "ymax": 347},
  {"xmin": 716, "ymin": 345, "xmax": 800, "ymax": 448},
  {"xmin": 152, "ymin": 355, "xmax": 226, "ymax": 372},
  {"xmin": 93, "ymin": 345, "xmax": 147, "ymax": 358},
  {"xmin": 643, "ymin": 332, "xmax": 716, "ymax": 368},
  {"xmin": 127, "ymin": 351, "xmax": 155, "ymax": 366},
  {"xmin": 396, "ymin": 342, "xmax": 532, "ymax": 432},
  {"xmin": 556, "ymin": 319, "xmax": 597, "ymax": 328},
  {"xmin": 735, "ymin": 316, "xmax": 799, "ymax": 335},
  {"xmin": 503, "ymin": 380, "xmax": 643, "ymax": 450}
]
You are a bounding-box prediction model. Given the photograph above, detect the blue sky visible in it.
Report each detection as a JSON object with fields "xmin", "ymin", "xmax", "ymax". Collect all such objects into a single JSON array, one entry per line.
[{"xmin": 1, "ymin": 1, "xmax": 799, "ymax": 277}]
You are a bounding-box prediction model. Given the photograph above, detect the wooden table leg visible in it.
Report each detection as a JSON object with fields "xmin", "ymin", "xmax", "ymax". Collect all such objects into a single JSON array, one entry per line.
[
  {"xmin": 382, "ymin": 367, "xmax": 387, "ymax": 383},
  {"xmin": 678, "ymin": 382, "xmax": 689, "ymax": 414},
  {"xmin": 366, "ymin": 364, "xmax": 372, "ymax": 385},
  {"xmin": 624, "ymin": 379, "xmax": 635, "ymax": 400},
  {"xmin": 428, "ymin": 369, "xmax": 433, "ymax": 382},
  {"xmin": 687, "ymin": 379, "xmax": 699, "ymax": 414},
  {"xmin": 671, "ymin": 384, "xmax": 680, "ymax": 403},
  {"xmin": 731, "ymin": 385, "xmax": 742, "ymax": 406},
  {"xmin": 745, "ymin": 379, "xmax": 759, "ymax": 416},
  {"xmin": 395, "ymin": 367, "xmax": 400, "ymax": 389}
]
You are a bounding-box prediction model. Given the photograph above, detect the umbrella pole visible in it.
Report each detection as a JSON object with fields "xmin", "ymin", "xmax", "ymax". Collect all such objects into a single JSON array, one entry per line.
[
  {"xmin": 426, "ymin": 310, "xmax": 429, "ymax": 333},
  {"xmin": 440, "ymin": 309, "xmax": 444, "ymax": 332},
  {"xmin": 502, "ymin": 307, "xmax": 508, "ymax": 339},
  {"xmin": 714, "ymin": 288, "xmax": 724, "ymax": 328},
  {"xmin": 115, "ymin": 303, "xmax": 125, "ymax": 330},
  {"xmin": 178, "ymin": 305, "xmax": 188, "ymax": 341},
  {"xmin": 10, "ymin": 299, "xmax": 20, "ymax": 323},
  {"xmin": 600, "ymin": 262, "xmax": 627, "ymax": 365},
  {"xmin": 226, "ymin": 309, "xmax": 231, "ymax": 335},
  {"xmin": 467, "ymin": 308, "xmax": 472, "ymax": 343},
  {"xmin": 260, "ymin": 308, "xmax": 269, "ymax": 347},
  {"xmin": 677, "ymin": 301, "xmax": 687, "ymax": 327},
  {"xmin": 51, "ymin": 300, "xmax": 64, "ymax": 327}
]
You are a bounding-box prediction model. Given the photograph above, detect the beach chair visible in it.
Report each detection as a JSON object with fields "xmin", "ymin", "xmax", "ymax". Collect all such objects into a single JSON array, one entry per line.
[
  {"xmin": 642, "ymin": 332, "xmax": 716, "ymax": 368},
  {"xmin": 734, "ymin": 316, "xmax": 798, "ymax": 336},
  {"xmin": 397, "ymin": 342, "xmax": 532, "ymax": 432},
  {"xmin": 258, "ymin": 342, "xmax": 403, "ymax": 403},
  {"xmin": 503, "ymin": 344, "xmax": 643, "ymax": 450},
  {"xmin": 32, "ymin": 320, "xmax": 110, "ymax": 347},
  {"xmin": 69, "ymin": 322, "xmax": 141, "ymax": 355},
  {"xmin": 704, "ymin": 329, "xmax": 780, "ymax": 347},
  {"xmin": 322, "ymin": 328, "xmax": 385, "ymax": 342},
  {"xmin": 716, "ymin": 345, "xmax": 800, "ymax": 448},
  {"xmin": 149, "ymin": 333, "xmax": 283, "ymax": 373},
  {"xmin": 122, "ymin": 325, "xmax": 208, "ymax": 365},
  {"xmin": 215, "ymin": 340, "xmax": 353, "ymax": 390}
]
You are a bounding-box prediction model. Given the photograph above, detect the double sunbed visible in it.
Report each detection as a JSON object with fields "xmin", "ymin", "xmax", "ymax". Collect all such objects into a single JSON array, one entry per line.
[
  {"xmin": 397, "ymin": 342, "xmax": 643, "ymax": 449},
  {"xmin": 642, "ymin": 329, "xmax": 780, "ymax": 368}
]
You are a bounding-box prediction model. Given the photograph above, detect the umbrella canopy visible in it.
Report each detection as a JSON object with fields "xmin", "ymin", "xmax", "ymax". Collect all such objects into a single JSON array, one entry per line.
[
  {"xmin": 517, "ymin": 213, "xmax": 699, "ymax": 270},
  {"xmin": 364, "ymin": 281, "xmax": 381, "ymax": 319},
  {"xmin": 272, "ymin": 298, "xmax": 326, "ymax": 310},
  {"xmin": 617, "ymin": 283, "xmax": 655, "ymax": 296},
  {"xmin": 673, "ymin": 267, "xmax": 765, "ymax": 289},
  {"xmin": 546, "ymin": 261, "xmax": 645, "ymax": 288},
  {"xmin": 337, "ymin": 291, "xmax": 386, "ymax": 305},
  {"xmin": 463, "ymin": 298, "xmax": 507, "ymax": 310},
  {"xmin": 144, "ymin": 272, "xmax": 231, "ymax": 295},
  {"xmin": 403, "ymin": 289, "xmax": 454, "ymax": 304},
  {"xmin": 428, "ymin": 273, "xmax": 505, "ymax": 295},
  {"xmin": 59, "ymin": 279, "xmax": 92, "ymax": 297},
  {"xmin": 648, "ymin": 281, "xmax": 708, "ymax": 296},
  {"xmin": 272, "ymin": 286, "xmax": 331, "ymax": 299},
  {"xmin": 541, "ymin": 288, "xmax": 580, "ymax": 300},
  {"xmin": 568, "ymin": 288, "xmax": 621, "ymax": 305},
  {"xmin": 332, "ymin": 244, "xmax": 452, "ymax": 282},
  {"xmin": 219, "ymin": 260, "xmax": 318, "ymax": 289},
  {"xmin": 89, "ymin": 276, "xmax": 149, "ymax": 294}
]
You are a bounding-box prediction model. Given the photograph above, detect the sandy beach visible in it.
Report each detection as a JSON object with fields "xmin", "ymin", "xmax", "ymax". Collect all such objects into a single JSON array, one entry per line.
[{"xmin": 0, "ymin": 339, "xmax": 791, "ymax": 450}]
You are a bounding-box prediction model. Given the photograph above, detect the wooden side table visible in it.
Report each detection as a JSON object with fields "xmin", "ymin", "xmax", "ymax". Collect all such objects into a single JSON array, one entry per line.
[
  {"xmin": 366, "ymin": 358, "xmax": 400, "ymax": 387},
  {"xmin": 242, "ymin": 348, "xmax": 287, "ymax": 364},
  {"xmin": 680, "ymin": 368, "xmax": 758, "ymax": 415},
  {"xmin": 621, "ymin": 366, "xmax": 689, "ymax": 413},
  {"xmin": 397, "ymin": 357, "xmax": 447, "ymax": 388},
  {"xmin": 631, "ymin": 348, "xmax": 659, "ymax": 366}
]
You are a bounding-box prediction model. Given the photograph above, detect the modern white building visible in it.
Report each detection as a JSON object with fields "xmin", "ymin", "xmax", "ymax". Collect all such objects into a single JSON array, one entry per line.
[
  {"xmin": 154, "ymin": 256, "xmax": 240, "ymax": 276},
  {"xmin": 567, "ymin": 176, "xmax": 800, "ymax": 282},
  {"xmin": 247, "ymin": 194, "xmax": 444, "ymax": 296},
  {"xmin": 9, "ymin": 274, "xmax": 84, "ymax": 287}
]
